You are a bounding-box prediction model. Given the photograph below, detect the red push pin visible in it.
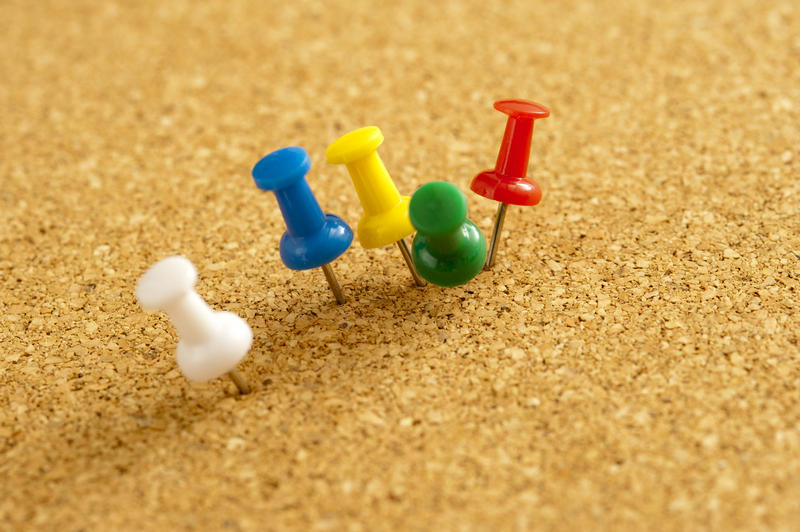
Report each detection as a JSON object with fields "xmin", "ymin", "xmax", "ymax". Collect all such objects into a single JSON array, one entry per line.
[{"xmin": 471, "ymin": 99, "xmax": 549, "ymax": 269}]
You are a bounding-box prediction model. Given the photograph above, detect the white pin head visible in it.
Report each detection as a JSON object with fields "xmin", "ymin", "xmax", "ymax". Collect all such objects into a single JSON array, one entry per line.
[
  {"xmin": 136, "ymin": 255, "xmax": 252, "ymax": 392},
  {"xmin": 136, "ymin": 256, "xmax": 198, "ymax": 311}
]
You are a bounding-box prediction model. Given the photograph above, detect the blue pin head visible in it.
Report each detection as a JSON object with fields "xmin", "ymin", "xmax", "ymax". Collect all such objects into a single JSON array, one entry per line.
[
  {"xmin": 252, "ymin": 147, "xmax": 353, "ymax": 271},
  {"xmin": 252, "ymin": 146, "xmax": 312, "ymax": 192}
]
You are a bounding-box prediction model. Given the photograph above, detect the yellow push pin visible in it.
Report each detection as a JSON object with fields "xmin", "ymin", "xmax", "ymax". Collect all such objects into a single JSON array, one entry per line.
[{"xmin": 326, "ymin": 126, "xmax": 425, "ymax": 286}]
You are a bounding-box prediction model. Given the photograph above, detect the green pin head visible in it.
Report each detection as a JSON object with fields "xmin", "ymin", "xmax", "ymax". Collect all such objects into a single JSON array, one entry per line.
[{"xmin": 409, "ymin": 181, "xmax": 487, "ymax": 287}]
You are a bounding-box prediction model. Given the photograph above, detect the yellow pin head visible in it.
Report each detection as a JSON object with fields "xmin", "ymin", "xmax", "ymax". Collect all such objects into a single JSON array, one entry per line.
[
  {"xmin": 326, "ymin": 126, "xmax": 384, "ymax": 165},
  {"xmin": 326, "ymin": 126, "xmax": 414, "ymax": 249}
]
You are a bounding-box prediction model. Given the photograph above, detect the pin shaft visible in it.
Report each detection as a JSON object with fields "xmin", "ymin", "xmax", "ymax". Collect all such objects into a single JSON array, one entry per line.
[
  {"xmin": 321, "ymin": 263, "xmax": 346, "ymax": 304},
  {"xmin": 396, "ymin": 239, "xmax": 426, "ymax": 287},
  {"xmin": 227, "ymin": 369, "xmax": 251, "ymax": 395},
  {"xmin": 485, "ymin": 202, "xmax": 508, "ymax": 270}
]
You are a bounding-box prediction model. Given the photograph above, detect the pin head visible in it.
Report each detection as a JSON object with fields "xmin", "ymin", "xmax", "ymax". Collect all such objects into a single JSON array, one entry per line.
[
  {"xmin": 409, "ymin": 181, "xmax": 467, "ymax": 236},
  {"xmin": 326, "ymin": 126, "xmax": 384, "ymax": 164},
  {"xmin": 326, "ymin": 126, "xmax": 413, "ymax": 249},
  {"xmin": 177, "ymin": 312, "xmax": 253, "ymax": 382},
  {"xmin": 278, "ymin": 216, "xmax": 352, "ymax": 271},
  {"xmin": 136, "ymin": 256, "xmax": 197, "ymax": 311},
  {"xmin": 494, "ymin": 99, "xmax": 550, "ymax": 119},
  {"xmin": 471, "ymin": 98, "xmax": 549, "ymax": 206},
  {"xmin": 252, "ymin": 147, "xmax": 353, "ymax": 271},
  {"xmin": 410, "ymin": 182, "xmax": 487, "ymax": 287},
  {"xmin": 252, "ymin": 146, "xmax": 311, "ymax": 191},
  {"xmin": 470, "ymin": 170, "xmax": 542, "ymax": 206},
  {"xmin": 135, "ymin": 256, "xmax": 254, "ymax": 384}
]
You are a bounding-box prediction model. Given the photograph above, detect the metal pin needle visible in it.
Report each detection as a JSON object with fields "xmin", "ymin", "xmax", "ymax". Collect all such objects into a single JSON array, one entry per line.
[
  {"xmin": 396, "ymin": 238, "xmax": 426, "ymax": 286},
  {"xmin": 485, "ymin": 202, "xmax": 508, "ymax": 270},
  {"xmin": 321, "ymin": 263, "xmax": 346, "ymax": 304},
  {"xmin": 227, "ymin": 369, "xmax": 251, "ymax": 395}
]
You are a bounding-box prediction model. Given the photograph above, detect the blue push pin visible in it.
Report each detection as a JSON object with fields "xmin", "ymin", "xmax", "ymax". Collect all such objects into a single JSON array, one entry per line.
[{"xmin": 252, "ymin": 147, "xmax": 353, "ymax": 304}]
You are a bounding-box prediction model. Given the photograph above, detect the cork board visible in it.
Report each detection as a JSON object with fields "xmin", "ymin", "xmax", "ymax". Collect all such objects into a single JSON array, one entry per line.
[{"xmin": 2, "ymin": 0, "xmax": 799, "ymax": 529}]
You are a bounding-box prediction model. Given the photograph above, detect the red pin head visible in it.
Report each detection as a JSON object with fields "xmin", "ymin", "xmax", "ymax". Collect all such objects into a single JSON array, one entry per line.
[{"xmin": 470, "ymin": 99, "xmax": 550, "ymax": 206}]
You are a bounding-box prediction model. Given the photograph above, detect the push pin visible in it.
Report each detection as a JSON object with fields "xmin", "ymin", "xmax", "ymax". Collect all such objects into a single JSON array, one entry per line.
[
  {"xmin": 409, "ymin": 181, "xmax": 487, "ymax": 287},
  {"xmin": 471, "ymin": 99, "xmax": 550, "ymax": 269},
  {"xmin": 326, "ymin": 126, "xmax": 426, "ymax": 287},
  {"xmin": 136, "ymin": 256, "xmax": 253, "ymax": 394},
  {"xmin": 252, "ymin": 146, "xmax": 353, "ymax": 305}
]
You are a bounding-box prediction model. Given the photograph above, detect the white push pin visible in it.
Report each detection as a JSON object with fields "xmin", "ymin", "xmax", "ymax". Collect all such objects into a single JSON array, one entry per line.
[{"xmin": 136, "ymin": 256, "xmax": 253, "ymax": 394}]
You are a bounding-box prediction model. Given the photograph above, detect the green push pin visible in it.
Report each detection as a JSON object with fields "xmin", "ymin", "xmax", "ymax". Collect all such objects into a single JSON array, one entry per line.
[{"xmin": 409, "ymin": 181, "xmax": 487, "ymax": 287}]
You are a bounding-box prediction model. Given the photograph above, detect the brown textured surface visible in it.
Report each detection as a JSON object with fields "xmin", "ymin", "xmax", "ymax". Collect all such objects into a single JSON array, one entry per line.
[{"xmin": 2, "ymin": 0, "xmax": 800, "ymax": 530}]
